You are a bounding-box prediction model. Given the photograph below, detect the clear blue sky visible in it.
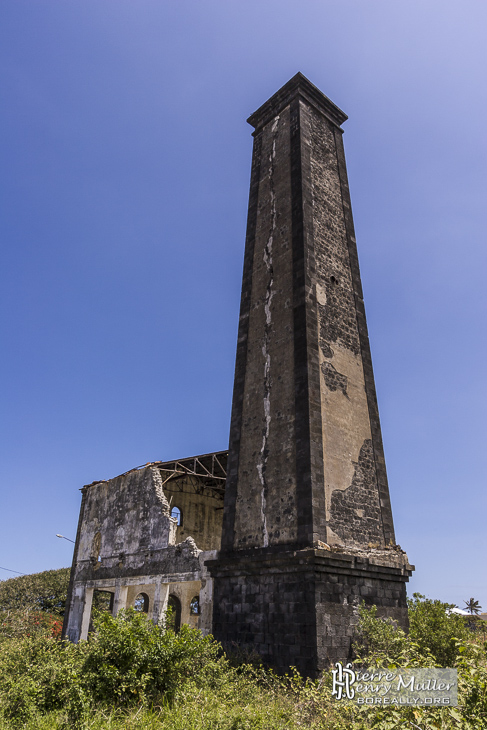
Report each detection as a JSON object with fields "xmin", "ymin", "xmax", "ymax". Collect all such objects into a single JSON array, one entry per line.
[{"xmin": 1, "ymin": 1, "xmax": 486, "ymax": 610}]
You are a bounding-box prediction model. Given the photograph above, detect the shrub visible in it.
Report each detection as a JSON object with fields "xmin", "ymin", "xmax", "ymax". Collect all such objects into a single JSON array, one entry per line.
[
  {"xmin": 0, "ymin": 607, "xmax": 227, "ymax": 726},
  {"xmin": 0, "ymin": 633, "xmax": 86, "ymax": 725},
  {"xmin": 408, "ymin": 592, "xmax": 470, "ymax": 666},
  {"xmin": 456, "ymin": 640, "xmax": 487, "ymax": 725},
  {"xmin": 351, "ymin": 603, "xmax": 435, "ymax": 668},
  {"xmin": 0, "ymin": 595, "xmax": 485, "ymax": 729},
  {"xmin": 350, "ymin": 601, "xmax": 487, "ymax": 729},
  {"xmin": 354, "ymin": 594, "xmax": 473, "ymax": 668},
  {"xmin": 81, "ymin": 608, "xmax": 226, "ymax": 706}
]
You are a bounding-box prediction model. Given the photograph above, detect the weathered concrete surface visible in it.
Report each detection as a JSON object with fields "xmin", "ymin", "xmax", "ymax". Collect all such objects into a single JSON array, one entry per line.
[{"xmin": 75, "ymin": 467, "xmax": 176, "ymax": 569}]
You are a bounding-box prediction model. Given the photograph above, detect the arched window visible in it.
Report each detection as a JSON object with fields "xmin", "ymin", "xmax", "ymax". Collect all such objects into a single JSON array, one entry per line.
[
  {"xmin": 134, "ymin": 592, "xmax": 149, "ymax": 613},
  {"xmin": 170, "ymin": 506, "xmax": 182, "ymax": 526},
  {"xmin": 167, "ymin": 594, "xmax": 181, "ymax": 632},
  {"xmin": 190, "ymin": 596, "xmax": 200, "ymax": 615}
]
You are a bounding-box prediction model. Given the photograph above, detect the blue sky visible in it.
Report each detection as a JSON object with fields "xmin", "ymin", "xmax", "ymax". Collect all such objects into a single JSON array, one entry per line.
[{"xmin": 1, "ymin": 1, "xmax": 486, "ymax": 610}]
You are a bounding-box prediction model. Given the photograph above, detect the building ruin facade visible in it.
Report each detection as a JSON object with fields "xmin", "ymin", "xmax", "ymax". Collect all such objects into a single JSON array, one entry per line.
[
  {"xmin": 63, "ymin": 452, "xmax": 227, "ymax": 642},
  {"xmin": 63, "ymin": 74, "xmax": 413, "ymax": 675}
]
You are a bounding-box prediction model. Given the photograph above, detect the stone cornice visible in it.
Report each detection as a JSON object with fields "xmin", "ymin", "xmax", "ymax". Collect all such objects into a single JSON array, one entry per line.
[{"xmin": 207, "ymin": 546, "xmax": 414, "ymax": 582}]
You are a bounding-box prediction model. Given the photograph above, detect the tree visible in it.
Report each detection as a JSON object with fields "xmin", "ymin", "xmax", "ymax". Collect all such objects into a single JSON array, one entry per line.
[
  {"xmin": 464, "ymin": 598, "xmax": 482, "ymax": 615},
  {"xmin": 0, "ymin": 568, "xmax": 70, "ymax": 615}
]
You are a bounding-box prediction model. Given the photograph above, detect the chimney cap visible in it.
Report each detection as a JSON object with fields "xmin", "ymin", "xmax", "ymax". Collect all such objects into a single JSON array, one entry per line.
[{"xmin": 247, "ymin": 72, "xmax": 348, "ymax": 132}]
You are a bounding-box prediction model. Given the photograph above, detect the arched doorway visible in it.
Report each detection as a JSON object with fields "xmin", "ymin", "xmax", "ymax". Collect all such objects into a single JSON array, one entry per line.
[{"xmin": 167, "ymin": 594, "xmax": 181, "ymax": 632}]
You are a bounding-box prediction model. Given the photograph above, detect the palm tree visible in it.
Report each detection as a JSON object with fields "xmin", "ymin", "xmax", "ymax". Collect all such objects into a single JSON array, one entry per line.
[{"xmin": 464, "ymin": 598, "xmax": 482, "ymax": 615}]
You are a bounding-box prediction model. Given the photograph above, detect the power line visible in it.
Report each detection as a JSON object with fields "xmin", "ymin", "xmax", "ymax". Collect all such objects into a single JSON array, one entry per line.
[{"xmin": 0, "ymin": 566, "xmax": 26, "ymax": 576}]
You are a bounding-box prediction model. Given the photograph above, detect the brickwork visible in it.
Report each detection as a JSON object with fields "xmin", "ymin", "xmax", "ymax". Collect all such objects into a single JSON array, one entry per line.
[
  {"xmin": 329, "ymin": 440, "xmax": 383, "ymax": 545},
  {"xmin": 321, "ymin": 361, "xmax": 349, "ymax": 397}
]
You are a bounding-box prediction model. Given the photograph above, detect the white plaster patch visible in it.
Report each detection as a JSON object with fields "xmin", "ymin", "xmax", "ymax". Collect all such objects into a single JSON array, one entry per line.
[
  {"xmin": 320, "ymin": 342, "xmax": 372, "ymax": 531},
  {"xmin": 315, "ymin": 282, "xmax": 327, "ymax": 307}
]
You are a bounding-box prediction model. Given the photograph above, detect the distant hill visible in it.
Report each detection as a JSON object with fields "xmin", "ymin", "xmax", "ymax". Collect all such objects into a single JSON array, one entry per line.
[{"xmin": 0, "ymin": 567, "xmax": 70, "ymax": 615}]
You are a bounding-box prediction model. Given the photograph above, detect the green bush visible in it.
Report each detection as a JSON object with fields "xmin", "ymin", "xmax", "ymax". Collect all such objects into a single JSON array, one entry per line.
[
  {"xmin": 350, "ymin": 601, "xmax": 487, "ymax": 730},
  {"xmin": 408, "ymin": 592, "xmax": 471, "ymax": 666},
  {"xmin": 353, "ymin": 594, "xmax": 473, "ymax": 668},
  {"xmin": 0, "ymin": 632, "xmax": 86, "ymax": 726},
  {"xmin": 81, "ymin": 608, "xmax": 226, "ymax": 705},
  {"xmin": 352, "ymin": 603, "xmax": 411, "ymax": 665},
  {"xmin": 0, "ymin": 594, "xmax": 486, "ymax": 730},
  {"xmin": 0, "ymin": 607, "xmax": 227, "ymax": 726},
  {"xmin": 456, "ymin": 640, "xmax": 487, "ymax": 726}
]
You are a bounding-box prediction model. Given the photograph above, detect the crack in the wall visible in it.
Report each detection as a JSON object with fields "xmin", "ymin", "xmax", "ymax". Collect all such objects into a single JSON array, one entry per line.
[{"xmin": 256, "ymin": 115, "xmax": 279, "ymax": 548}]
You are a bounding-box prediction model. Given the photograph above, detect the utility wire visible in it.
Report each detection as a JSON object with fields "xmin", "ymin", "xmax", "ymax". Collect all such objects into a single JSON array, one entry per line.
[{"xmin": 0, "ymin": 566, "xmax": 27, "ymax": 576}]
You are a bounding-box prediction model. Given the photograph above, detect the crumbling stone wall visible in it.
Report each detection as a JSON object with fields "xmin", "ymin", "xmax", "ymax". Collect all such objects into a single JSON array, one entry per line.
[
  {"xmin": 75, "ymin": 467, "xmax": 176, "ymax": 570},
  {"xmin": 63, "ymin": 464, "xmax": 222, "ymax": 642}
]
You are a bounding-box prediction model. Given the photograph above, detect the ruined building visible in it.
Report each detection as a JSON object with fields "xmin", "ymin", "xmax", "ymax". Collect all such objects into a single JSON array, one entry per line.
[{"xmin": 63, "ymin": 74, "xmax": 413, "ymax": 675}]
